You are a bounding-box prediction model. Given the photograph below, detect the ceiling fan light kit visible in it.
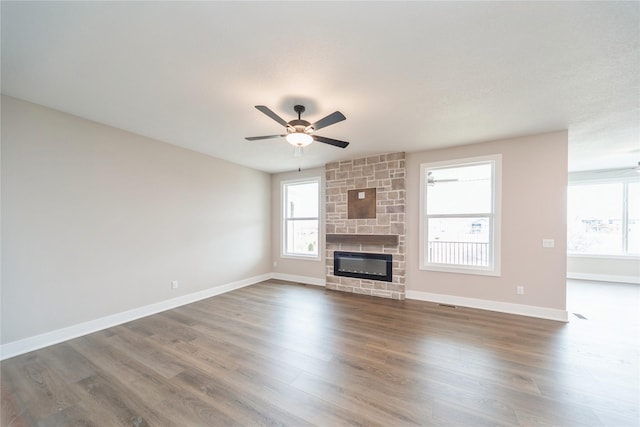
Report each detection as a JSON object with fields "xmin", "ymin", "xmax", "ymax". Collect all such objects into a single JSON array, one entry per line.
[
  {"xmin": 286, "ymin": 132, "xmax": 313, "ymax": 147},
  {"xmin": 246, "ymin": 104, "xmax": 349, "ymax": 149}
]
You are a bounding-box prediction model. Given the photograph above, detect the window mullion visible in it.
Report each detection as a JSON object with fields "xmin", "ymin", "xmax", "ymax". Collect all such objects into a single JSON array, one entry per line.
[{"xmin": 623, "ymin": 182, "xmax": 629, "ymax": 253}]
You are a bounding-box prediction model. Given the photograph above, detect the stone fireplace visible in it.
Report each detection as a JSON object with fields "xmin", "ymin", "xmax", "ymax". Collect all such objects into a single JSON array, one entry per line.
[{"xmin": 325, "ymin": 153, "xmax": 406, "ymax": 300}]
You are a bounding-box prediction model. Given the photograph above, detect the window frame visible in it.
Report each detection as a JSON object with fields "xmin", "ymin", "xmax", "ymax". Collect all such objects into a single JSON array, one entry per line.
[
  {"xmin": 419, "ymin": 154, "xmax": 502, "ymax": 276},
  {"xmin": 567, "ymin": 174, "xmax": 640, "ymax": 258},
  {"xmin": 281, "ymin": 176, "xmax": 322, "ymax": 260}
]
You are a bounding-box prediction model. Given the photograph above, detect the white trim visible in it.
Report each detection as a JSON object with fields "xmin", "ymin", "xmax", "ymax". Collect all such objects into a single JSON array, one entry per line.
[
  {"xmin": 420, "ymin": 263, "xmax": 500, "ymax": 277},
  {"xmin": 0, "ymin": 273, "xmax": 270, "ymax": 361},
  {"xmin": 568, "ymin": 253, "xmax": 640, "ymax": 260},
  {"xmin": 567, "ymin": 272, "xmax": 640, "ymax": 285},
  {"xmin": 271, "ymin": 272, "xmax": 326, "ymax": 287},
  {"xmin": 2, "ymin": 272, "xmax": 576, "ymax": 359},
  {"xmin": 406, "ymin": 290, "xmax": 568, "ymax": 322},
  {"xmin": 280, "ymin": 254, "xmax": 323, "ymax": 262}
]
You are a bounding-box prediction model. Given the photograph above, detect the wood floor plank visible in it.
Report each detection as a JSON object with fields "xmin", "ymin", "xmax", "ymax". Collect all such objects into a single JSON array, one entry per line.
[
  {"xmin": 68, "ymin": 335, "xmax": 182, "ymax": 409},
  {"xmin": 1, "ymin": 354, "xmax": 80, "ymax": 422},
  {"xmin": 173, "ymin": 367, "xmax": 312, "ymax": 426},
  {"xmin": 432, "ymin": 397, "xmax": 515, "ymax": 427},
  {"xmin": 103, "ymin": 326, "xmax": 187, "ymax": 379},
  {"xmin": 1, "ymin": 377, "xmax": 34, "ymax": 427},
  {"xmin": 32, "ymin": 342, "xmax": 96, "ymax": 384},
  {"xmin": 73, "ymin": 374, "xmax": 167, "ymax": 426},
  {"xmin": 1, "ymin": 280, "xmax": 638, "ymax": 426},
  {"xmin": 290, "ymin": 370, "xmax": 432, "ymax": 426}
]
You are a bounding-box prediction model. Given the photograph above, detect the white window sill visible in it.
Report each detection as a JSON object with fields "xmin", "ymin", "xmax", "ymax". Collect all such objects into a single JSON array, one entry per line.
[
  {"xmin": 281, "ymin": 254, "xmax": 322, "ymax": 262},
  {"xmin": 568, "ymin": 253, "xmax": 640, "ymax": 260},
  {"xmin": 420, "ymin": 264, "xmax": 501, "ymax": 277}
]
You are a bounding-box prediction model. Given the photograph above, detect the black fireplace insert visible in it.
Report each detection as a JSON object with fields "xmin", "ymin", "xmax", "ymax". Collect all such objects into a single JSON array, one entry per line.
[{"xmin": 333, "ymin": 251, "xmax": 392, "ymax": 282}]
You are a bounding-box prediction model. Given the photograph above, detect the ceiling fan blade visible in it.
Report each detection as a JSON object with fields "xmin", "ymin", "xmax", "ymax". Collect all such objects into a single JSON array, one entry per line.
[
  {"xmin": 313, "ymin": 135, "xmax": 349, "ymax": 148},
  {"xmin": 245, "ymin": 134, "xmax": 285, "ymax": 141},
  {"xmin": 255, "ymin": 105, "xmax": 289, "ymax": 127},
  {"xmin": 308, "ymin": 111, "xmax": 346, "ymax": 131}
]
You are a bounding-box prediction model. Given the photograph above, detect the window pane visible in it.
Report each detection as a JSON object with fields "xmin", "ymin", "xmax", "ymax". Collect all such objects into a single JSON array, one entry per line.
[
  {"xmin": 628, "ymin": 182, "xmax": 640, "ymax": 255},
  {"xmin": 426, "ymin": 163, "xmax": 492, "ymax": 215},
  {"xmin": 427, "ymin": 217, "xmax": 490, "ymax": 266},
  {"xmin": 286, "ymin": 182, "xmax": 318, "ymax": 218},
  {"xmin": 286, "ymin": 219, "xmax": 318, "ymax": 256},
  {"xmin": 567, "ymin": 183, "xmax": 623, "ymax": 255}
]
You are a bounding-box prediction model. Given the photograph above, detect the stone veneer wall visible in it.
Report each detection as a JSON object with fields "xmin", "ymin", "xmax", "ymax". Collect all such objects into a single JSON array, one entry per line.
[{"xmin": 325, "ymin": 152, "xmax": 406, "ymax": 300}]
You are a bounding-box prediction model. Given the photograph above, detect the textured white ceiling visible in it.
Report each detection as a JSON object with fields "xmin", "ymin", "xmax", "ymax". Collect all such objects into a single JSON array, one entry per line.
[{"xmin": 2, "ymin": 1, "xmax": 638, "ymax": 173}]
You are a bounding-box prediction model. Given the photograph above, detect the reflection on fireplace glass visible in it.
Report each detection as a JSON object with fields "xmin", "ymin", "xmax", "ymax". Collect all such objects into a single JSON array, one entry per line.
[{"xmin": 338, "ymin": 258, "xmax": 386, "ymax": 276}]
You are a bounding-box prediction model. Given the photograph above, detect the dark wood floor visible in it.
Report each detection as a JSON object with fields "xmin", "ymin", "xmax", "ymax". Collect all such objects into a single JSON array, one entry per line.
[{"xmin": 2, "ymin": 279, "xmax": 639, "ymax": 426}]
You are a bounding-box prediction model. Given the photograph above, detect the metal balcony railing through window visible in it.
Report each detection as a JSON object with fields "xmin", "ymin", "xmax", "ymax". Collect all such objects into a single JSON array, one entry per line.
[{"xmin": 428, "ymin": 241, "xmax": 489, "ymax": 266}]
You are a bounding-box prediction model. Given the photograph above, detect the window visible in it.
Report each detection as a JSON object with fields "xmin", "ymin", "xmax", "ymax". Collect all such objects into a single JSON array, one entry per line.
[
  {"xmin": 568, "ymin": 180, "xmax": 639, "ymax": 256},
  {"xmin": 282, "ymin": 177, "xmax": 320, "ymax": 259},
  {"xmin": 420, "ymin": 155, "xmax": 501, "ymax": 275}
]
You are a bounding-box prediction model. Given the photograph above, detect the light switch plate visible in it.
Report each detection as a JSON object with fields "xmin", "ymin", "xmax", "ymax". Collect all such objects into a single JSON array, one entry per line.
[{"xmin": 542, "ymin": 239, "xmax": 555, "ymax": 248}]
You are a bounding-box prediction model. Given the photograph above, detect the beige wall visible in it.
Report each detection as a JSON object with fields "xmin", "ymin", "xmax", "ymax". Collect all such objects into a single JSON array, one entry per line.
[
  {"xmin": 270, "ymin": 168, "xmax": 325, "ymax": 282},
  {"xmin": 406, "ymin": 131, "xmax": 568, "ymax": 310},
  {"xmin": 1, "ymin": 96, "xmax": 272, "ymax": 344}
]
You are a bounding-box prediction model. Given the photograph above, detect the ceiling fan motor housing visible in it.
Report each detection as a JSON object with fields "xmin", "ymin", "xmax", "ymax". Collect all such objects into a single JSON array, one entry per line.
[{"xmin": 288, "ymin": 119, "xmax": 313, "ymax": 134}]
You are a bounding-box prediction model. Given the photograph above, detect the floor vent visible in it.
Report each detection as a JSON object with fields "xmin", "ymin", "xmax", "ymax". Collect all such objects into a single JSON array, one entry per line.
[
  {"xmin": 573, "ymin": 313, "xmax": 588, "ymax": 320},
  {"xmin": 438, "ymin": 304, "xmax": 457, "ymax": 309}
]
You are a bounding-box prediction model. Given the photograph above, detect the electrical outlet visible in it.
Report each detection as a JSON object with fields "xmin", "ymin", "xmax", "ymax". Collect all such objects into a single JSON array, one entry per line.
[
  {"xmin": 516, "ymin": 286, "xmax": 524, "ymax": 295},
  {"xmin": 273, "ymin": 261, "xmax": 277, "ymax": 268},
  {"xmin": 542, "ymin": 239, "xmax": 555, "ymax": 248},
  {"xmin": 171, "ymin": 280, "xmax": 179, "ymax": 289}
]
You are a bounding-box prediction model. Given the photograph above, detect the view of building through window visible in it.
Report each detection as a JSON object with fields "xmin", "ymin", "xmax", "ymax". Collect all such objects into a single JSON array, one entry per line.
[
  {"xmin": 568, "ymin": 181, "xmax": 639, "ymax": 256},
  {"xmin": 283, "ymin": 179, "xmax": 319, "ymax": 257}
]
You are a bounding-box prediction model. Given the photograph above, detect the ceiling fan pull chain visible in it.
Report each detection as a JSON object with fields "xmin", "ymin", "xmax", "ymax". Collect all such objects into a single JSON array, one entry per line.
[{"xmin": 294, "ymin": 146, "xmax": 303, "ymax": 172}]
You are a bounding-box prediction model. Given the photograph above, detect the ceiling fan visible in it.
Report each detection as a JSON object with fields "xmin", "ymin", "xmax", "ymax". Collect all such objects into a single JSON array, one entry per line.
[
  {"xmin": 245, "ymin": 105, "xmax": 349, "ymax": 149},
  {"xmin": 427, "ymin": 171, "xmax": 459, "ymax": 186}
]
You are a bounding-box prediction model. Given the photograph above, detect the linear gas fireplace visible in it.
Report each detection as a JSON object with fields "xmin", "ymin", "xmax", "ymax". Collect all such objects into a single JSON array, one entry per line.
[{"xmin": 334, "ymin": 251, "xmax": 392, "ymax": 282}]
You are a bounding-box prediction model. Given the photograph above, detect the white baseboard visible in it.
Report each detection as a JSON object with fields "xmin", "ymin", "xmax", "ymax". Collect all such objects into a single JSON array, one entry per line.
[
  {"xmin": 567, "ymin": 272, "xmax": 640, "ymax": 285},
  {"xmin": 406, "ymin": 290, "xmax": 568, "ymax": 322},
  {"xmin": 0, "ymin": 273, "xmax": 271, "ymax": 361},
  {"xmin": 1, "ymin": 273, "xmax": 571, "ymax": 360},
  {"xmin": 270, "ymin": 272, "xmax": 326, "ymax": 287}
]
